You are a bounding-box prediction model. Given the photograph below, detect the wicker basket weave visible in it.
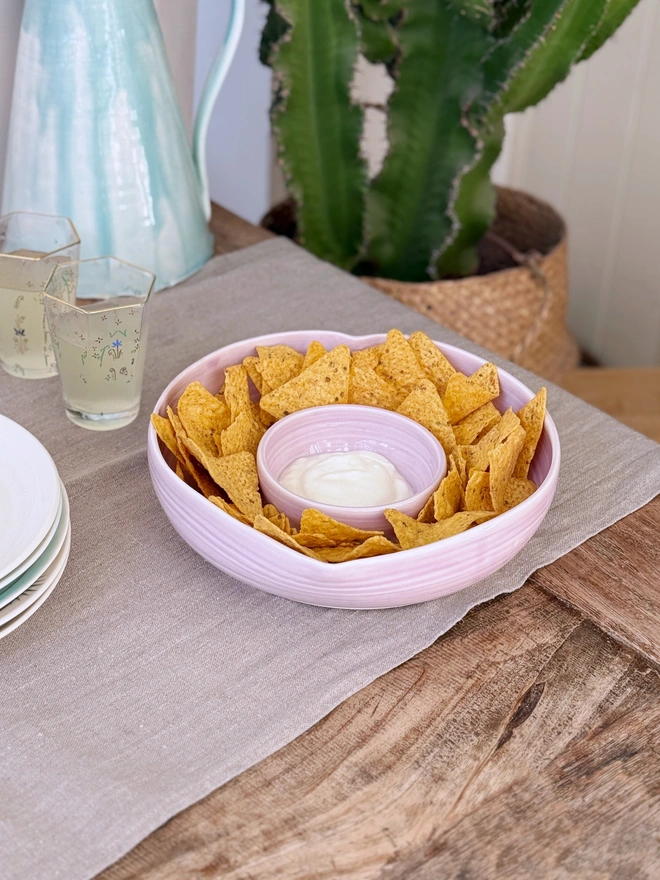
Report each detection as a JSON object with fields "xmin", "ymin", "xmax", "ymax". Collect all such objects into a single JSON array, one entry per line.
[{"xmin": 360, "ymin": 187, "xmax": 579, "ymax": 382}]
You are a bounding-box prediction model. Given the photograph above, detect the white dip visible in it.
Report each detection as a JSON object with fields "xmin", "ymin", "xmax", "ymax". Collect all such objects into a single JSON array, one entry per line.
[{"xmin": 278, "ymin": 450, "xmax": 413, "ymax": 507}]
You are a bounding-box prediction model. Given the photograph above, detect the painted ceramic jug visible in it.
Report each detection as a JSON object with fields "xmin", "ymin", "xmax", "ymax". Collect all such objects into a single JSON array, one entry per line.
[{"xmin": 2, "ymin": 0, "xmax": 244, "ymax": 289}]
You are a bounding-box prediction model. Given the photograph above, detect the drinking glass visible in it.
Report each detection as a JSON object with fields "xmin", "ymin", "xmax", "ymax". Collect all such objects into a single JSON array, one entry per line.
[
  {"xmin": 44, "ymin": 257, "xmax": 155, "ymax": 431},
  {"xmin": 0, "ymin": 212, "xmax": 80, "ymax": 379}
]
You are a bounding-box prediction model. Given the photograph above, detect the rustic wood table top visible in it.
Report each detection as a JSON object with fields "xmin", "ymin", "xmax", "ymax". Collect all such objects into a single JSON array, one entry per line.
[{"xmin": 99, "ymin": 205, "xmax": 660, "ymax": 880}]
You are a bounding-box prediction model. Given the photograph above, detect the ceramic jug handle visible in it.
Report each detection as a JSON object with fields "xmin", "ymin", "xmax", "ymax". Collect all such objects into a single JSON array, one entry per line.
[{"xmin": 192, "ymin": 0, "xmax": 246, "ymax": 222}]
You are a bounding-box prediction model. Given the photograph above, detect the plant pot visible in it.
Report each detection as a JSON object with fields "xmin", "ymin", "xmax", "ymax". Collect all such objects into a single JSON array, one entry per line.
[{"xmin": 262, "ymin": 187, "xmax": 580, "ymax": 382}]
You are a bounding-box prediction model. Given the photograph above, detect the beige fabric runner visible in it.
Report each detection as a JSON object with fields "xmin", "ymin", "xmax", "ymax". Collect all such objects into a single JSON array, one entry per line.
[{"xmin": 1, "ymin": 238, "xmax": 659, "ymax": 880}]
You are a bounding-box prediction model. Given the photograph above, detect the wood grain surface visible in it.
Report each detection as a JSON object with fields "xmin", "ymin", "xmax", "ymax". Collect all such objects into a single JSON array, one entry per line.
[
  {"xmin": 210, "ymin": 203, "xmax": 273, "ymax": 256},
  {"xmin": 100, "ymin": 587, "xmax": 660, "ymax": 880},
  {"xmin": 533, "ymin": 494, "xmax": 660, "ymax": 667},
  {"xmin": 562, "ymin": 366, "xmax": 660, "ymax": 443},
  {"xmin": 96, "ymin": 207, "xmax": 660, "ymax": 880}
]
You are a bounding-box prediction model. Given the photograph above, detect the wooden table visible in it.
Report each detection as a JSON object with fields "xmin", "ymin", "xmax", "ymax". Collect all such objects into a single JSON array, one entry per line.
[{"xmin": 100, "ymin": 207, "xmax": 660, "ymax": 880}]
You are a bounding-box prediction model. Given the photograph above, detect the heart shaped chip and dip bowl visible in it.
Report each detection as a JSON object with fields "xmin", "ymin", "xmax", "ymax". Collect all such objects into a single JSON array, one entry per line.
[{"xmin": 148, "ymin": 331, "xmax": 560, "ymax": 609}]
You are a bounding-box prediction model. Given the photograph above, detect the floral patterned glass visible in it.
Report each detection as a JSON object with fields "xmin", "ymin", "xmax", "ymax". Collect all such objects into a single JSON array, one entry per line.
[
  {"xmin": 0, "ymin": 212, "xmax": 80, "ymax": 379},
  {"xmin": 44, "ymin": 257, "xmax": 155, "ymax": 431}
]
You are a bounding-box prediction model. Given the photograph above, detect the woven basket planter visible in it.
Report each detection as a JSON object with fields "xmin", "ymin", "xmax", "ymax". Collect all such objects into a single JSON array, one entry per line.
[
  {"xmin": 262, "ymin": 187, "xmax": 579, "ymax": 382},
  {"xmin": 360, "ymin": 187, "xmax": 579, "ymax": 382}
]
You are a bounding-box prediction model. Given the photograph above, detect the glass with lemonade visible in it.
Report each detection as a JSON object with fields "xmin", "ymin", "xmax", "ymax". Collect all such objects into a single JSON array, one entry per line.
[{"xmin": 0, "ymin": 212, "xmax": 80, "ymax": 379}]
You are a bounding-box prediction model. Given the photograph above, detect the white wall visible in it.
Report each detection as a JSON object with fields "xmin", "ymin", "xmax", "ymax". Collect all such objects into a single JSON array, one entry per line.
[
  {"xmin": 194, "ymin": 0, "xmax": 271, "ymax": 224},
  {"xmin": 153, "ymin": 0, "xmax": 198, "ymax": 135},
  {"xmin": 494, "ymin": 0, "xmax": 660, "ymax": 366}
]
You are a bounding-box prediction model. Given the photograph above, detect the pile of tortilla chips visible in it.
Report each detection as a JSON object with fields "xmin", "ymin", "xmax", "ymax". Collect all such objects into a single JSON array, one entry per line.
[{"xmin": 151, "ymin": 330, "xmax": 547, "ymax": 563}]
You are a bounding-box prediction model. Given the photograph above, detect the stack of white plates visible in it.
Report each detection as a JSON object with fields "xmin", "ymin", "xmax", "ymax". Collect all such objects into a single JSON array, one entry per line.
[{"xmin": 0, "ymin": 414, "xmax": 71, "ymax": 640}]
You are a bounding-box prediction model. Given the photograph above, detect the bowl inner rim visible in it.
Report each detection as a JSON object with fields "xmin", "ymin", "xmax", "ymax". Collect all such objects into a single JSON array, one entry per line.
[{"xmin": 257, "ymin": 404, "xmax": 446, "ymax": 510}]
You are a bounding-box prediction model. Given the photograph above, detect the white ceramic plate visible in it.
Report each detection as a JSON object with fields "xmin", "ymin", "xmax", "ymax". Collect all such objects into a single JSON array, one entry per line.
[
  {"xmin": 0, "ymin": 489, "xmax": 64, "ymax": 591},
  {"xmin": 0, "ymin": 484, "xmax": 70, "ymax": 611},
  {"xmin": 0, "ymin": 414, "xmax": 61, "ymax": 580},
  {"xmin": 0, "ymin": 524, "xmax": 70, "ymax": 638}
]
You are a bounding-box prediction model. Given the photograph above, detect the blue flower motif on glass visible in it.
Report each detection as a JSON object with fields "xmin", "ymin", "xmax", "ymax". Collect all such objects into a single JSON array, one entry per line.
[
  {"xmin": 14, "ymin": 328, "xmax": 26, "ymax": 336},
  {"xmin": 108, "ymin": 337, "xmax": 124, "ymax": 361}
]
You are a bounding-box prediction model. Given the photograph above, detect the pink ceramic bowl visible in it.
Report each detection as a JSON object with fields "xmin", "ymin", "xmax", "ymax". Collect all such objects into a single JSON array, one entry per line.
[
  {"xmin": 148, "ymin": 331, "xmax": 561, "ymax": 610},
  {"xmin": 256, "ymin": 405, "xmax": 447, "ymax": 533}
]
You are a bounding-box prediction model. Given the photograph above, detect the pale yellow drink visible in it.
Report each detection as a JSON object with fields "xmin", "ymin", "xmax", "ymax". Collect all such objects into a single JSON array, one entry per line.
[
  {"xmin": 0, "ymin": 250, "xmax": 60, "ymax": 379},
  {"xmin": 45, "ymin": 256, "xmax": 153, "ymax": 430},
  {"xmin": 0, "ymin": 214, "xmax": 80, "ymax": 379},
  {"xmin": 49, "ymin": 296, "xmax": 148, "ymax": 430}
]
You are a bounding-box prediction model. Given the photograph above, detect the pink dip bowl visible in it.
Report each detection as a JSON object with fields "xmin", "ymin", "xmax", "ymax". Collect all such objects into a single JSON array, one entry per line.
[
  {"xmin": 257, "ymin": 404, "xmax": 447, "ymax": 533},
  {"xmin": 148, "ymin": 331, "xmax": 560, "ymax": 609}
]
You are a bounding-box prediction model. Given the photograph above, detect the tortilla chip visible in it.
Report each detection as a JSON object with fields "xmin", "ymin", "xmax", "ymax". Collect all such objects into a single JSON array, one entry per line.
[
  {"xmin": 376, "ymin": 329, "xmax": 427, "ymax": 393},
  {"xmin": 433, "ymin": 467, "xmax": 463, "ymax": 520},
  {"xmin": 443, "ymin": 374, "xmax": 492, "ymax": 424},
  {"xmin": 299, "ymin": 508, "xmax": 383, "ymax": 543},
  {"xmin": 464, "ymin": 471, "xmax": 494, "ymax": 512},
  {"xmin": 408, "ymin": 331, "xmax": 456, "ymax": 396},
  {"xmin": 397, "ymin": 379, "xmax": 457, "ymax": 458},
  {"xmin": 176, "ymin": 382, "xmax": 231, "ymax": 459},
  {"xmin": 385, "ymin": 509, "xmax": 495, "ymax": 550},
  {"xmin": 315, "ymin": 536, "xmax": 400, "ymax": 562},
  {"xmin": 489, "ymin": 424, "xmax": 526, "ymax": 514},
  {"xmin": 460, "ymin": 408, "xmax": 522, "ymax": 473},
  {"xmin": 258, "ymin": 405, "xmax": 276, "ymax": 429},
  {"xmin": 452, "ymin": 402, "xmax": 501, "ymax": 446},
  {"xmin": 219, "ymin": 408, "xmax": 265, "ymax": 457},
  {"xmin": 262, "ymin": 503, "xmax": 293, "ymax": 534},
  {"xmin": 167, "ymin": 407, "xmax": 219, "ymax": 498},
  {"xmin": 416, "ymin": 494, "xmax": 436, "ymax": 523},
  {"xmin": 151, "ymin": 412, "xmax": 179, "ymax": 460},
  {"xmin": 257, "ymin": 345, "xmax": 304, "ymax": 392},
  {"xmin": 253, "ymin": 514, "xmax": 324, "ymax": 560},
  {"xmin": 449, "ymin": 451, "xmax": 468, "ymax": 490},
  {"xmin": 260, "ymin": 345, "xmax": 351, "ymax": 420},
  {"xmin": 472, "ymin": 362, "xmax": 500, "ymax": 398},
  {"xmin": 302, "ymin": 340, "xmax": 327, "ymax": 370},
  {"xmin": 223, "ymin": 365, "xmax": 253, "ymax": 422},
  {"xmin": 293, "ymin": 532, "xmax": 340, "ymax": 549},
  {"xmin": 208, "ymin": 495, "xmax": 252, "ymax": 525},
  {"xmin": 352, "ymin": 346, "xmax": 382, "ymax": 370},
  {"xmin": 243, "ymin": 356, "xmax": 265, "ymax": 395},
  {"xmin": 181, "ymin": 435, "xmax": 262, "ymax": 521},
  {"xmin": 349, "ymin": 358, "xmax": 402, "ymax": 410},
  {"xmin": 503, "ymin": 477, "xmax": 537, "ymax": 511},
  {"xmin": 174, "ymin": 461, "xmax": 186, "ymax": 481},
  {"xmin": 513, "ymin": 387, "xmax": 547, "ymax": 478},
  {"xmin": 207, "ymin": 451, "xmax": 263, "ymax": 521}
]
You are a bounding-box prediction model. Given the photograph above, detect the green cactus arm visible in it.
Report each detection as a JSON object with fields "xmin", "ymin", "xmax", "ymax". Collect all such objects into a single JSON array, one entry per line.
[
  {"xmin": 433, "ymin": 119, "xmax": 504, "ymax": 278},
  {"xmin": 357, "ymin": 15, "xmax": 398, "ymax": 65},
  {"xmin": 359, "ymin": 0, "xmax": 403, "ymax": 20},
  {"xmin": 270, "ymin": 0, "xmax": 367, "ymax": 270},
  {"xmin": 431, "ymin": 0, "xmax": 609, "ymax": 278},
  {"xmin": 493, "ymin": 0, "xmax": 533, "ymax": 37},
  {"xmin": 362, "ymin": 2, "xmax": 488, "ymax": 281},
  {"xmin": 483, "ymin": 0, "xmax": 607, "ymax": 116},
  {"xmin": 259, "ymin": 0, "xmax": 289, "ymax": 66},
  {"xmin": 446, "ymin": 0, "xmax": 494, "ymax": 27},
  {"xmin": 578, "ymin": 0, "xmax": 642, "ymax": 61}
]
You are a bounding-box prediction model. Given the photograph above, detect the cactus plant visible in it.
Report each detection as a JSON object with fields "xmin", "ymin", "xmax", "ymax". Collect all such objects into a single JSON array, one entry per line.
[{"xmin": 261, "ymin": 0, "xmax": 642, "ymax": 282}]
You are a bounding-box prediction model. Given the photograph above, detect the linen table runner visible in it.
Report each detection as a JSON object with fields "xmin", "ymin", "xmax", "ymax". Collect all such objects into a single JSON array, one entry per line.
[{"xmin": 1, "ymin": 238, "xmax": 659, "ymax": 880}]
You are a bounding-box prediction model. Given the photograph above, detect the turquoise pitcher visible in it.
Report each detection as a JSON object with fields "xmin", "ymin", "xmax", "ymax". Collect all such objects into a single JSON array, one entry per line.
[{"xmin": 2, "ymin": 0, "xmax": 245, "ymax": 290}]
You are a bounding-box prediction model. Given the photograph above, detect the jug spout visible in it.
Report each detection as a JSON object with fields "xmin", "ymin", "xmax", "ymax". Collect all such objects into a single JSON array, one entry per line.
[{"xmin": 193, "ymin": 0, "xmax": 246, "ymax": 222}]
